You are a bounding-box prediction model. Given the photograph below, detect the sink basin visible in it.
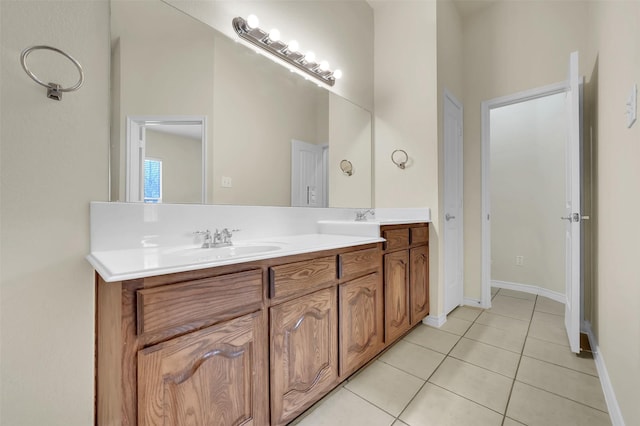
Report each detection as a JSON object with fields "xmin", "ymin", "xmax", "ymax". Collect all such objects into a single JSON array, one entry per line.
[{"xmin": 171, "ymin": 244, "xmax": 282, "ymax": 263}]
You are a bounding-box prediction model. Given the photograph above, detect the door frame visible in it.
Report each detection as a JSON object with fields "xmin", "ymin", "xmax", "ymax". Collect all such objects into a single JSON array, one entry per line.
[
  {"xmin": 480, "ymin": 81, "xmax": 568, "ymax": 309},
  {"xmin": 443, "ymin": 88, "xmax": 464, "ymax": 314},
  {"xmin": 125, "ymin": 115, "xmax": 207, "ymax": 203}
]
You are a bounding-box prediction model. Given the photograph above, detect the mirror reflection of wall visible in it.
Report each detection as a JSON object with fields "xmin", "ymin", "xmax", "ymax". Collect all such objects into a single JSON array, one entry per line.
[
  {"xmin": 145, "ymin": 125, "xmax": 203, "ymax": 204},
  {"xmin": 110, "ymin": 0, "xmax": 373, "ymax": 208}
]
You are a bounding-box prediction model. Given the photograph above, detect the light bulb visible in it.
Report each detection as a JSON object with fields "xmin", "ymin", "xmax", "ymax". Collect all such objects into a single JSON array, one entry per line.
[
  {"xmin": 333, "ymin": 69, "xmax": 343, "ymax": 79},
  {"xmin": 305, "ymin": 51, "xmax": 316, "ymax": 63},
  {"xmin": 268, "ymin": 28, "xmax": 281, "ymax": 42},
  {"xmin": 287, "ymin": 40, "xmax": 299, "ymax": 52},
  {"xmin": 246, "ymin": 14, "xmax": 259, "ymax": 29},
  {"xmin": 319, "ymin": 60, "xmax": 330, "ymax": 71}
]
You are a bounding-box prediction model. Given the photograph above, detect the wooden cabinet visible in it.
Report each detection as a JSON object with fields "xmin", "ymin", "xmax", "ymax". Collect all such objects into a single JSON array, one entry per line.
[
  {"xmin": 95, "ymin": 234, "xmax": 429, "ymax": 426},
  {"xmin": 270, "ymin": 287, "xmax": 339, "ymax": 426},
  {"xmin": 339, "ymin": 272, "xmax": 384, "ymax": 378},
  {"xmin": 384, "ymin": 250, "xmax": 411, "ymax": 343},
  {"xmin": 137, "ymin": 311, "xmax": 268, "ymax": 425},
  {"xmin": 410, "ymin": 245, "xmax": 429, "ymax": 325},
  {"xmin": 382, "ymin": 224, "xmax": 430, "ymax": 344}
]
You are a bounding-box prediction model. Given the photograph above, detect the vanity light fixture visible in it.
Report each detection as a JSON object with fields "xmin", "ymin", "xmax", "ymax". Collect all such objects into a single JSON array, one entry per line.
[{"xmin": 232, "ymin": 15, "xmax": 342, "ymax": 87}]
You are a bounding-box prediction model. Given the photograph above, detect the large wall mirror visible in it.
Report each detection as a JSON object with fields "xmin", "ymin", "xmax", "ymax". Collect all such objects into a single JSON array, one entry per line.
[{"xmin": 110, "ymin": 0, "xmax": 373, "ymax": 208}]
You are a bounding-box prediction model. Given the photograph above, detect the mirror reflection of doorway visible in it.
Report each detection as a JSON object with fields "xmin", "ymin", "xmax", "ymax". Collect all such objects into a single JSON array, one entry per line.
[
  {"xmin": 291, "ymin": 139, "xmax": 328, "ymax": 208},
  {"xmin": 126, "ymin": 116, "xmax": 206, "ymax": 204}
]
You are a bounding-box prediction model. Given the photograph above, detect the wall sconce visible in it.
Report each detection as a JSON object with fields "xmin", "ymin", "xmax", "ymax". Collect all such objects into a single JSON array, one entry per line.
[
  {"xmin": 232, "ymin": 15, "xmax": 342, "ymax": 87},
  {"xmin": 391, "ymin": 149, "xmax": 408, "ymax": 169}
]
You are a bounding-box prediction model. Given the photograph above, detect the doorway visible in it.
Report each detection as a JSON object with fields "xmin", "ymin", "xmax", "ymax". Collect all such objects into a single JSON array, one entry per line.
[
  {"xmin": 290, "ymin": 139, "xmax": 328, "ymax": 207},
  {"xmin": 481, "ymin": 52, "xmax": 584, "ymax": 353},
  {"xmin": 126, "ymin": 115, "xmax": 207, "ymax": 203}
]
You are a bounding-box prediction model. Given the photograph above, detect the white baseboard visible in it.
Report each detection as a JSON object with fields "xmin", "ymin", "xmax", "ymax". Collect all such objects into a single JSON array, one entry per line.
[
  {"xmin": 491, "ymin": 280, "xmax": 566, "ymax": 304},
  {"xmin": 423, "ymin": 313, "xmax": 446, "ymax": 327},
  {"xmin": 463, "ymin": 298, "xmax": 484, "ymax": 308},
  {"xmin": 582, "ymin": 321, "xmax": 625, "ymax": 426}
]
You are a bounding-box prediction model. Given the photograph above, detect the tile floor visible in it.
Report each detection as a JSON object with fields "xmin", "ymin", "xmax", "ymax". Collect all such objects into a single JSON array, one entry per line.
[{"xmin": 291, "ymin": 288, "xmax": 610, "ymax": 426}]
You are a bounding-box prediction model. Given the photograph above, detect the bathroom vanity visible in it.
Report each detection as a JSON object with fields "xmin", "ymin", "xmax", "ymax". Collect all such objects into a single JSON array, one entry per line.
[{"xmin": 93, "ymin": 222, "xmax": 429, "ymax": 426}]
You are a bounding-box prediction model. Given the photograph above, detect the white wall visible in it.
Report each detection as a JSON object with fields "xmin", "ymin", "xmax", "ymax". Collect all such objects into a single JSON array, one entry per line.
[
  {"xmin": 328, "ymin": 94, "xmax": 372, "ymax": 208},
  {"xmin": 490, "ymin": 94, "xmax": 566, "ymax": 294},
  {"xmin": 0, "ymin": 1, "xmax": 109, "ymax": 424},
  {"xmin": 371, "ymin": 0, "xmax": 440, "ymax": 312},
  {"xmin": 588, "ymin": 2, "xmax": 640, "ymax": 424},
  {"xmin": 166, "ymin": 0, "xmax": 374, "ymax": 112},
  {"xmin": 461, "ymin": 0, "xmax": 591, "ymax": 301}
]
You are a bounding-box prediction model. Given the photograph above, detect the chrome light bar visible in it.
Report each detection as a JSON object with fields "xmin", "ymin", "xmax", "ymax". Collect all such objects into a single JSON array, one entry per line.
[{"xmin": 232, "ymin": 16, "xmax": 341, "ymax": 87}]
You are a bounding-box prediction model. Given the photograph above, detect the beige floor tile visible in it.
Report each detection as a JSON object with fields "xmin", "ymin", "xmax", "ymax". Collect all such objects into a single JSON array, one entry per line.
[
  {"xmin": 503, "ymin": 418, "xmax": 526, "ymax": 426},
  {"xmin": 403, "ymin": 324, "xmax": 460, "ymax": 354},
  {"xmin": 496, "ymin": 288, "xmax": 537, "ymax": 301},
  {"xmin": 428, "ymin": 357, "xmax": 513, "ymax": 413},
  {"xmin": 400, "ymin": 383, "xmax": 503, "ymax": 426},
  {"xmin": 435, "ymin": 317, "xmax": 473, "ymax": 336},
  {"xmin": 535, "ymin": 296, "xmax": 565, "ymax": 316},
  {"xmin": 486, "ymin": 295, "xmax": 535, "ymax": 321},
  {"xmin": 516, "ymin": 356, "xmax": 607, "ymax": 412},
  {"xmin": 491, "ymin": 287, "xmax": 499, "ymax": 297},
  {"xmin": 464, "ymin": 323, "xmax": 526, "ymax": 353},
  {"xmin": 476, "ymin": 311, "xmax": 530, "ymax": 335},
  {"xmin": 345, "ymin": 361, "xmax": 424, "ymax": 416},
  {"xmin": 528, "ymin": 311, "xmax": 569, "ymax": 347},
  {"xmin": 449, "ymin": 337, "xmax": 520, "ymax": 378},
  {"xmin": 293, "ymin": 387, "xmax": 395, "ymax": 426},
  {"xmin": 524, "ymin": 337, "xmax": 598, "ymax": 376},
  {"xmin": 448, "ymin": 305, "xmax": 483, "ymax": 322},
  {"xmin": 507, "ymin": 381, "xmax": 611, "ymax": 426},
  {"xmin": 392, "ymin": 421, "xmax": 409, "ymax": 426},
  {"xmin": 379, "ymin": 340, "xmax": 445, "ymax": 380}
]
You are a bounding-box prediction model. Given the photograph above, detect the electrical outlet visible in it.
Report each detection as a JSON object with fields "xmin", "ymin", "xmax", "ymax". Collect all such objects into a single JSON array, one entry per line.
[
  {"xmin": 221, "ymin": 176, "xmax": 232, "ymax": 188},
  {"xmin": 515, "ymin": 256, "xmax": 524, "ymax": 266}
]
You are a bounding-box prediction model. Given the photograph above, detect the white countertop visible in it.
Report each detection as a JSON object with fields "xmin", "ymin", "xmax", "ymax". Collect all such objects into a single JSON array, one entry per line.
[{"xmin": 87, "ymin": 233, "xmax": 384, "ymax": 283}]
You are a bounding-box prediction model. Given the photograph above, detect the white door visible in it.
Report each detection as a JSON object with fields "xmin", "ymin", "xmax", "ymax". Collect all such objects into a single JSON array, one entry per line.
[
  {"xmin": 291, "ymin": 139, "xmax": 326, "ymax": 207},
  {"xmin": 126, "ymin": 119, "xmax": 146, "ymax": 202},
  {"xmin": 444, "ymin": 90, "xmax": 464, "ymax": 314},
  {"xmin": 564, "ymin": 51, "xmax": 582, "ymax": 353}
]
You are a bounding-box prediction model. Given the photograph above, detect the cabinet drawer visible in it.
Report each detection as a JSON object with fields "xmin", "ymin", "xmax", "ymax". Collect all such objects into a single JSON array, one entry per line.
[
  {"xmin": 410, "ymin": 226, "xmax": 429, "ymax": 246},
  {"xmin": 383, "ymin": 228, "xmax": 409, "ymax": 251},
  {"xmin": 136, "ymin": 269, "xmax": 263, "ymax": 339},
  {"xmin": 269, "ymin": 256, "xmax": 337, "ymax": 302},
  {"xmin": 338, "ymin": 247, "xmax": 381, "ymax": 281}
]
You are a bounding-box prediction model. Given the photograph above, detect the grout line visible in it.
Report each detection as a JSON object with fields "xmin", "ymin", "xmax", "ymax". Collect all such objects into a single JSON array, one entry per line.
[
  {"xmin": 513, "ymin": 380, "xmax": 610, "ymax": 414},
  {"xmin": 447, "ymin": 351, "xmax": 518, "ymax": 380},
  {"xmin": 426, "ymin": 381, "xmax": 508, "ymax": 417},
  {"xmin": 500, "ymin": 293, "xmax": 538, "ymax": 423},
  {"xmin": 477, "ymin": 309, "xmax": 532, "ymax": 324},
  {"xmin": 341, "ymin": 386, "xmax": 401, "ymax": 419},
  {"xmin": 461, "ymin": 333, "xmax": 525, "ymax": 355},
  {"xmin": 518, "ymin": 350, "xmax": 599, "ymax": 378}
]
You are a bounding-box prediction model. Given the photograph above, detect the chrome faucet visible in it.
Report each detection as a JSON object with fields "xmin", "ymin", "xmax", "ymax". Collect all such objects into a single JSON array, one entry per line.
[
  {"xmin": 194, "ymin": 230, "xmax": 215, "ymax": 248},
  {"xmin": 355, "ymin": 209, "xmax": 375, "ymax": 222},
  {"xmin": 195, "ymin": 228, "xmax": 240, "ymax": 248}
]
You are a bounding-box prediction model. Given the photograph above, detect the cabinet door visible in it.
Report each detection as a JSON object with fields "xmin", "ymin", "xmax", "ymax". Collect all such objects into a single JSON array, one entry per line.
[
  {"xmin": 384, "ymin": 250, "xmax": 410, "ymax": 343},
  {"xmin": 410, "ymin": 245, "xmax": 429, "ymax": 325},
  {"xmin": 339, "ymin": 272, "xmax": 384, "ymax": 378},
  {"xmin": 137, "ymin": 311, "xmax": 268, "ymax": 426},
  {"xmin": 270, "ymin": 287, "xmax": 338, "ymax": 425}
]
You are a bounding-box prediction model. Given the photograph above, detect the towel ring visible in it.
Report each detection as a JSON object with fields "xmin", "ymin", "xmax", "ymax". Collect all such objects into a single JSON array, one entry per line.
[
  {"xmin": 340, "ymin": 159, "xmax": 354, "ymax": 176},
  {"xmin": 391, "ymin": 149, "xmax": 408, "ymax": 169},
  {"xmin": 20, "ymin": 45, "xmax": 84, "ymax": 101}
]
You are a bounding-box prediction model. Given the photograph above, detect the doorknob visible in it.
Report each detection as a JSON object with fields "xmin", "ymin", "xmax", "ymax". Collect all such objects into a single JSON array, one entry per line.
[
  {"xmin": 560, "ymin": 216, "xmax": 572, "ymax": 222},
  {"xmin": 445, "ymin": 213, "xmax": 455, "ymax": 221}
]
